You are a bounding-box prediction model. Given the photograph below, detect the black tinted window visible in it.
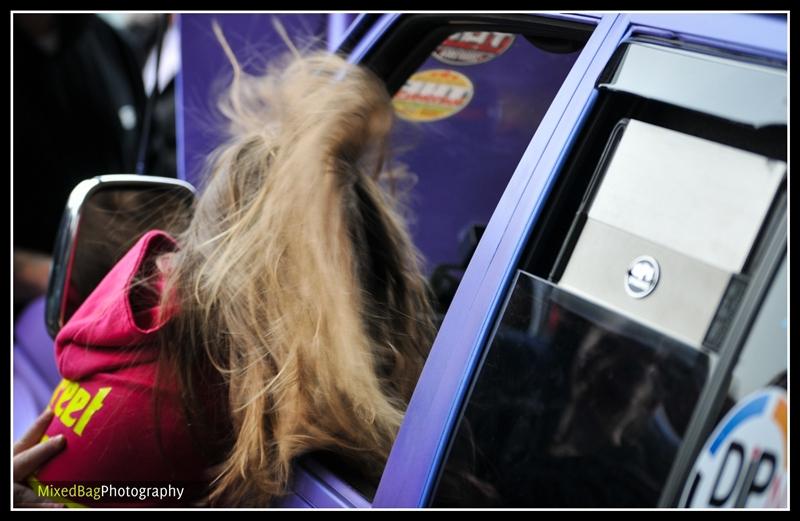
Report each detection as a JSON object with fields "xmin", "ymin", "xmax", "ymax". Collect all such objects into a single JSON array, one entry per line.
[{"xmin": 432, "ymin": 271, "xmax": 710, "ymax": 507}]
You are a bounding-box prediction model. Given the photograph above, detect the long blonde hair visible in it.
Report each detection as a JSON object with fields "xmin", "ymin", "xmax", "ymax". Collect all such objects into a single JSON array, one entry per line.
[{"xmin": 157, "ymin": 29, "xmax": 436, "ymax": 506}]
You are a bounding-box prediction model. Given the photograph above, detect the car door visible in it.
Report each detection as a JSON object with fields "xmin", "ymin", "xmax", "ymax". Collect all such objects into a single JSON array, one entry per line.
[
  {"xmin": 277, "ymin": 13, "xmax": 786, "ymax": 508},
  {"xmin": 401, "ymin": 13, "xmax": 786, "ymax": 509}
]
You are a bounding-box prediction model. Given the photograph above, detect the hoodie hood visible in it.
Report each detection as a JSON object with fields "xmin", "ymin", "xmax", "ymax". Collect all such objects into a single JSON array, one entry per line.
[{"xmin": 55, "ymin": 230, "xmax": 176, "ymax": 380}]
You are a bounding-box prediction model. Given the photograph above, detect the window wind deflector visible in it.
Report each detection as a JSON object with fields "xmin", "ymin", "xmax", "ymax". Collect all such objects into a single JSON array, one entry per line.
[{"xmin": 598, "ymin": 42, "xmax": 786, "ymax": 128}]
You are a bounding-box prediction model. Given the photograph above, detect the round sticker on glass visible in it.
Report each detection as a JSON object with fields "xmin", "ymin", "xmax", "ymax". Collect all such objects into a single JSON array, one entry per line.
[
  {"xmin": 679, "ymin": 387, "xmax": 787, "ymax": 508},
  {"xmin": 433, "ymin": 32, "xmax": 516, "ymax": 66},
  {"xmin": 393, "ymin": 69, "xmax": 474, "ymax": 123}
]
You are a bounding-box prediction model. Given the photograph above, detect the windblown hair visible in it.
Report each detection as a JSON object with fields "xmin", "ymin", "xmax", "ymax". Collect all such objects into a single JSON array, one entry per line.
[{"xmin": 156, "ymin": 28, "xmax": 436, "ymax": 505}]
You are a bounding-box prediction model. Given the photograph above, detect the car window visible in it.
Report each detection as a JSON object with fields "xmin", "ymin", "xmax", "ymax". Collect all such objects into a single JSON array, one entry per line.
[
  {"xmin": 389, "ymin": 30, "xmax": 583, "ymax": 316},
  {"xmin": 315, "ymin": 25, "xmax": 591, "ymax": 502},
  {"xmin": 431, "ymin": 271, "xmax": 711, "ymax": 507}
]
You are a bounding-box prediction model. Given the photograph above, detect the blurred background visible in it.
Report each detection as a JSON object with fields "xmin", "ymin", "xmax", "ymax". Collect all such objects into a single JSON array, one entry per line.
[
  {"xmin": 13, "ymin": 13, "xmax": 356, "ymax": 312},
  {"xmin": 12, "ymin": 13, "xmax": 358, "ymax": 439}
]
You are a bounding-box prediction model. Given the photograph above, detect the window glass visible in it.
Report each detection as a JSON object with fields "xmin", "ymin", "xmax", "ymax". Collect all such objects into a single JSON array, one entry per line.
[
  {"xmin": 432, "ymin": 271, "xmax": 711, "ymax": 507},
  {"xmin": 317, "ymin": 26, "xmax": 590, "ymax": 500},
  {"xmin": 389, "ymin": 31, "xmax": 583, "ymax": 315}
]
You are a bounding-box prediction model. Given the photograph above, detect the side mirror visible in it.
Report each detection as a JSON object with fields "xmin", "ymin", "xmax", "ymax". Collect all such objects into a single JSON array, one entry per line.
[{"xmin": 45, "ymin": 175, "xmax": 195, "ymax": 339}]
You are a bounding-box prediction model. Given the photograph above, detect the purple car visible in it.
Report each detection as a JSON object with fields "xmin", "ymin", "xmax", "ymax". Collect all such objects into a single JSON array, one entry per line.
[{"xmin": 18, "ymin": 13, "xmax": 787, "ymax": 508}]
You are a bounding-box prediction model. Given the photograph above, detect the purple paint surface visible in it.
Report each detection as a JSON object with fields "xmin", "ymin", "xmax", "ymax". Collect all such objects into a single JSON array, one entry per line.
[
  {"xmin": 178, "ymin": 14, "xmax": 328, "ymax": 187},
  {"xmin": 275, "ymin": 493, "xmax": 313, "ymax": 508},
  {"xmin": 299, "ymin": 458, "xmax": 372, "ymax": 508},
  {"xmin": 628, "ymin": 13, "xmax": 787, "ymax": 59},
  {"xmin": 282, "ymin": 464, "xmax": 367, "ymax": 508},
  {"xmin": 13, "ymin": 297, "xmax": 60, "ymax": 441}
]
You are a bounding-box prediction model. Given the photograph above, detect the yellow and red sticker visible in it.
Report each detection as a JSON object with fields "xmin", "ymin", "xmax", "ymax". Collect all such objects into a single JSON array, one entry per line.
[
  {"xmin": 433, "ymin": 32, "xmax": 516, "ymax": 66},
  {"xmin": 393, "ymin": 69, "xmax": 474, "ymax": 123}
]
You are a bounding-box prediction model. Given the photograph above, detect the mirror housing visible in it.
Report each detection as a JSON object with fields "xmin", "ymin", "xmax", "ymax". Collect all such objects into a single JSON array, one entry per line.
[{"xmin": 45, "ymin": 174, "xmax": 195, "ymax": 339}]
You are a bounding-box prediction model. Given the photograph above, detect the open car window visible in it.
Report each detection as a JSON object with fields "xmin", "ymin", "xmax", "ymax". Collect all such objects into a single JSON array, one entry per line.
[{"xmin": 313, "ymin": 19, "xmax": 594, "ymax": 502}]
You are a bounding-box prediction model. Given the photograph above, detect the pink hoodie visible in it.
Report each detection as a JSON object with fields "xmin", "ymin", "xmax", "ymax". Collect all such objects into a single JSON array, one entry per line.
[{"xmin": 33, "ymin": 230, "xmax": 209, "ymax": 507}]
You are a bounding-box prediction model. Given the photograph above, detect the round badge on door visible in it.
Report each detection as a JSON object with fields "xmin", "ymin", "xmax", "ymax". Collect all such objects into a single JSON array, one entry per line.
[{"xmin": 625, "ymin": 255, "xmax": 660, "ymax": 299}]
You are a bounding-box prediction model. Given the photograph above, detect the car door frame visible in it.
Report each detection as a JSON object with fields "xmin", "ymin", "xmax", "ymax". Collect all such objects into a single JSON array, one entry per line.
[{"xmin": 368, "ymin": 12, "xmax": 786, "ymax": 509}]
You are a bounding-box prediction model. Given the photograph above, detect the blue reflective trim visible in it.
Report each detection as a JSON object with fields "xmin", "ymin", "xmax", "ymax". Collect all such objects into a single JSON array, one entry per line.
[
  {"xmin": 346, "ymin": 14, "xmax": 401, "ymax": 65},
  {"xmin": 174, "ymin": 14, "xmax": 187, "ymax": 182},
  {"xmin": 627, "ymin": 13, "xmax": 786, "ymax": 59}
]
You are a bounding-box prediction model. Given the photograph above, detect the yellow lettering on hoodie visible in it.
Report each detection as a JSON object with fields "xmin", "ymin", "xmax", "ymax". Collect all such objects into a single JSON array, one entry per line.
[
  {"xmin": 48, "ymin": 380, "xmax": 69, "ymax": 410},
  {"xmin": 74, "ymin": 387, "xmax": 112, "ymax": 436},
  {"xmin": 61, "ymin": 388, "xmax": 92, "ymax": 428},
  {"xmin": 53, "ymin": 382, "xmax": 79, "ymax": 418}
]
